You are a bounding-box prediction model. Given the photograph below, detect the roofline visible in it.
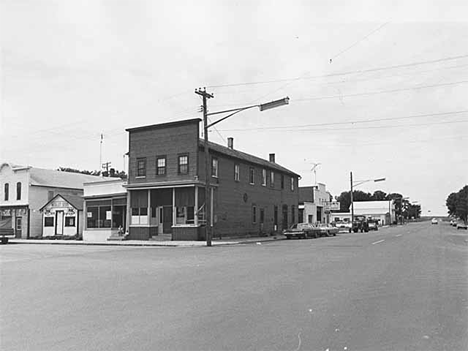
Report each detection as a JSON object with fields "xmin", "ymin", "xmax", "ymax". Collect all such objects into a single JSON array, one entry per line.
[
  {"xmin": 39, "ymin": 194, "xmax": 82, "ymax": 211},
  {"xmin": 31, "ymin": 184, "xmax": 85, "ymax": 190},
  {"xmin": 83, "ymin": 178, "xmax": 127, "ymax": 185},
  {"xmin": 126, "ymin": 118, "xmax": 201, "ymax": 133},
  {"xmin": 200, "ymin": 140, "xmax": 301, "ymax": 177}
]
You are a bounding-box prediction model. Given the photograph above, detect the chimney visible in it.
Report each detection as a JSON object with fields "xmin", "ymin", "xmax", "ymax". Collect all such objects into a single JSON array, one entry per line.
[
  {"xmin": 227, "ymin": 137, "xmax": 234, "ymax": 149},
  {"xmin": 269, "ymin": 153, "xmax": 275, "ymax": 163}
]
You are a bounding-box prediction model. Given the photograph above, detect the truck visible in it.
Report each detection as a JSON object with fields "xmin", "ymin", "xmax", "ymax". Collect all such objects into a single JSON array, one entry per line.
[{"xmin": 350, "ymin": 215, "xmax": 369, "ymax": 233}]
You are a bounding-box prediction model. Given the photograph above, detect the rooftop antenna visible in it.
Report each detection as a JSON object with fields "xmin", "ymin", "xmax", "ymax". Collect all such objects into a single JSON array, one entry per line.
[{"xmin": 310, "ymin": 162, "xmax": 321, "ymax": 185}]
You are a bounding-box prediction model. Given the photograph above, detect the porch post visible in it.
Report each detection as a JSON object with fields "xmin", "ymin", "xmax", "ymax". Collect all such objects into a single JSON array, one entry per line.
[
  {"xmin": 126, "ymin": 190, "xmax": 131, "ymax": 233},
  {"xmin": 194, "ymin": 186, "xmax": 198, "ymax": 226},
  {"xmin": 147, "ymin": 189, "xmax": 151, "ymax": 225},
  {"xmin": 172, "ymin": 188, "xmax": 176, "ymax": 226}
]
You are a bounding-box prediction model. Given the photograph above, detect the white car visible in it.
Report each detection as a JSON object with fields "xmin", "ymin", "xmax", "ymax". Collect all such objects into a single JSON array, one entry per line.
[{"xmin": 431, "ymin": 218, "xmax": 438, "ymax": 224}]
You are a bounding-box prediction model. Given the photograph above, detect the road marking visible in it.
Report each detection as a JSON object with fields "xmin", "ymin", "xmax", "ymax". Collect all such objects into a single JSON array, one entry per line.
[
  {"xmin": 395, "ymin": 234, "xmax": 402, "ymax": 237},
  {"xmin": 372, "ymin": 239, "xmax": 385, "ymax": 245}
]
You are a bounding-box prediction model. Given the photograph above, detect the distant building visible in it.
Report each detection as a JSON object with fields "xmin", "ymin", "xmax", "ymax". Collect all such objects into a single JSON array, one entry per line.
[
  {"xmin": 0, "ymin": 163, "xmax": 101, "ymax": 238},
  {"xmin": 352, "ymin": 200, "xmax": 395, "ymax": 225},
  {"xmin": 298, "ymin": 183, "xmax": 334, "ymax": 224},
  {"xmin": 125, "ymin": 118, "xmax": 300, "ymax": 240}
]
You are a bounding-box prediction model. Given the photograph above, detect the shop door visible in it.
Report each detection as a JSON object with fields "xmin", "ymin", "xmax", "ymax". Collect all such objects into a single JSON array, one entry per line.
[
  {"xmin": 163, "ymin": 206, "xmax": 173, "ymax": 234},
  {"xmin": 16, "ymin": 217, "xmax": 22, "ymax": 238},
  {"xmin": 56, "ymin": 211, "xmax": 64, "ymax": 235}
]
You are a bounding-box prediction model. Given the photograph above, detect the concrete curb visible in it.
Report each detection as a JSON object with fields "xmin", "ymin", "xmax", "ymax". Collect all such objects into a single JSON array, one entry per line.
[{"xmin": 6, "ymin": 235, "xmax": 287, "ymax": 248}]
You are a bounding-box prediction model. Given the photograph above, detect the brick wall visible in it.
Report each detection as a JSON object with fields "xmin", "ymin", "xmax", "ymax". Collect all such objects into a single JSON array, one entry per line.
[
  {"xmin": 128, "ymin": 119, "xmax": 200, "ymax": 184},
  {"xmin": 201, "ymin": 149, "xmax": 299, "ymax": 238}
]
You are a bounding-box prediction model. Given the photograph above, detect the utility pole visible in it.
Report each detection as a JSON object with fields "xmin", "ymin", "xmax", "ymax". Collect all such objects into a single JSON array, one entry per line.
[
  {"xmin": 102, "ymin": 161, "xmax": 111, "ymax": 176},
  {"xmin": 350, "ymin": 171, "xmax": 354, "ymax": 224},
  {"xmin": 99, "ymin": 133, "xmax": 103, "ymax": 175},
  {"xmin": 195, "ymin": 88, "xmax": 214, "ymax": 246}
]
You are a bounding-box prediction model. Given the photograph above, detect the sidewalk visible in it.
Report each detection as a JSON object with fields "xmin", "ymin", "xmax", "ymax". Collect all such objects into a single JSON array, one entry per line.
[{"xmin": 6, "ymin": 235, "xmax": 286, "ymax": 247}]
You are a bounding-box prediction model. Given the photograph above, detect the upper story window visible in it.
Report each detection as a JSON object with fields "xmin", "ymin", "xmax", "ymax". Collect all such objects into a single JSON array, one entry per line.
[
  {"xmin": 290, "ymin": 177, "xmax": 295, "ymax": 191},
  {"xmin": 4, "ymin": 183, "xmax": 9, "ymax": 201},
  {"xmin": 262, "ymin": 169, "xmax": 267, "ymax": 186},
  {"xmin": 211, "ymin": 157, "xmax": 218, "ymax": 178},
  {"xmin": 234, "ymin": 164, "xmax": 240, "ymax": 182},
  {"xmin": 16, "ymin": 182, "xmax": 21, "ymax": 200},
  {"xmin": 249, "ymin": 167, "xmax": 255, "ymax": 185},
  {"xmin": 281, "ymin": 174, "xmax": 284, "ymax": 189},
  {"xmin": 178, "ymin": 155, "xmax": 189, "ymax": 174},
  {"xmin": 137, "ymin": 158, "xmax": 146, "ymax": 177},
  {"xmin": 270, "ymin": 171, "xmax": 275, "ymax": 188},
  {"xmin": 156, "ymin": 156, "xmax": 166, "ymax": 176}
]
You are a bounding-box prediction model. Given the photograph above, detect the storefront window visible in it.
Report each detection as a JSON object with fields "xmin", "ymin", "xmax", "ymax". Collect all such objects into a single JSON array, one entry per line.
[
  {"xmin": 86, "ymin": 200, "xmax": 112, "ymax": 229},
  {"xmin": 45, "ymin": 217, "xmax": 54, "ymax": 227},
  {"xmin": 87, "ymin": 207, "xmax": 99, "ymax": 228},
  {"xmin": 99, "ymin": 206, "xmax": 111, "ymax": 228},
  {"xmin": 65, "ymin": 217, "xmax": 75, "ymax": 227},
  {"xmin": 131, "ymin": 207, "xmax": 148, "ymax": 225},
  {"xmin": 175, "ymin": 206, "xmax": 195, "ymax": 225}
]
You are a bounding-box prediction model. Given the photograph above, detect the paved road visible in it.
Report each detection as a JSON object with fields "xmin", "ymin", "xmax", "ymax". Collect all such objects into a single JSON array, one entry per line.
[{"xmin": 1, "ymin": 222, "xmax": 467, "ymax": 351}]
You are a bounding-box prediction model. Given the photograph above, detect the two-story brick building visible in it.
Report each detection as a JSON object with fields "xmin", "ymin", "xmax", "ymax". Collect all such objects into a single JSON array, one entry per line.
[
  {"xmin": 125, "ymin": 118, "xmax": 300, "ymax": 240},
  {"xmin": 0, "ymin": 163, "xmax": 100, "ymax": 238}
]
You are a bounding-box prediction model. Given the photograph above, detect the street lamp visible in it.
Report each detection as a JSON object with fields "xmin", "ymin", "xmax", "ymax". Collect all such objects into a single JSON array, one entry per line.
[
  {"xmin": 350, "ymin": 172, "xmax": 386, "ymax": 224},
  {"xmin": 195, "ymin": 88, "xmax": 289, "ymax": 246}
]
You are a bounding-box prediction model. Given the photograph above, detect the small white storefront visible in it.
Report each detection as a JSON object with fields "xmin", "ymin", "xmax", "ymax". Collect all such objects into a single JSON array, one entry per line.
[
  {"xmin": 40, "ymin": 195, "xmax": 83, "ymax": 237},
  {"xmin": 82, "ymin": 178, "xmax": 127, "ymax": 242}
]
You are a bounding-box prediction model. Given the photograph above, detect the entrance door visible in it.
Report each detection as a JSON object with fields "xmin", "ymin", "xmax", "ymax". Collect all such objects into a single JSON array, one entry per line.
[
  {"xmin": 56, "ymin": 211, "xmax": 64, "ymax": 235},
  {"xmin": 158, "ymin": 207, "xmax": 164, "ymax": 234},
  {"xmin": 163, "ymin": 206, "xmax": 173, "ymax": 234},
  {"xmin": 282, "ymin": 205, "xmax": 288, "ymax": 230},
  {"xmin": 16, "ymin": 217, "xmax": 22, "ymax": 238}
]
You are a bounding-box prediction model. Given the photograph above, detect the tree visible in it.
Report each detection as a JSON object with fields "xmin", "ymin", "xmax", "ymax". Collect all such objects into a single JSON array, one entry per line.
[
  {"xmin": 58, "ymin": 167, "xmax": 127, "ymax": 179},
  {"xmin": 371, "ymin": 190, "xmax": 387, "ymax": 201},
  {"xmin": 447, "ymin": 186, "xmax": 468, "ymax": 222},
  {"xmin": 446, "ymin": 192, "xmax": 457, "ymax": 217},
  {"xmin": 336, "ymin": 190, "xmax": 372, "ymax": 212}
]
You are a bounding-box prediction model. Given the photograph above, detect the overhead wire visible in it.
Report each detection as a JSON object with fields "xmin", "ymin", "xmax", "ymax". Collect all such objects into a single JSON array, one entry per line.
[
  {"xmin": 330, "ymin": 21, "xmax": 390, "ymax": 62},
  {"xmin": 216, "ymin": 110, "xmax": 468, "ymax": 131},
  {"xmin": 206, "ymin": 54, "xmax": 468, "ymax": 89}
]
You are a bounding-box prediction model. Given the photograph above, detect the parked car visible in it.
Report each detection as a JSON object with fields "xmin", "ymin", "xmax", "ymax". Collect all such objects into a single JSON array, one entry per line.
[
  {"xmin": 431, "ymin": 218, "xmax": 438, "ymax": 225},
  {"xmin": 284, "ymin": 223, "xmax": 317, "ymax": 239},
  {"xmin": 368, "ymin": 220, "xmax": 379, "ymax": 231},
  {"xmin": 312, "ymin": 223, "xmax": 339, "ymax": 237},
  {"xmin": 450, "ymin": 219, "xmax": 457, "ymax": 226},
  {"xmin": 457, "ymin": 221, "xmax": 468, "ymax": 230},
  {"xmin": 335, "ymin": 221, "xmax": 352, "ymax": 232}
]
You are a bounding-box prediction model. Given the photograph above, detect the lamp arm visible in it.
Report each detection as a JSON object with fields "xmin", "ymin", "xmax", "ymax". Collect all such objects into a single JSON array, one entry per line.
[{"xmin": 206, "ymin": 106, "xmax": 257, "ymax": 129}]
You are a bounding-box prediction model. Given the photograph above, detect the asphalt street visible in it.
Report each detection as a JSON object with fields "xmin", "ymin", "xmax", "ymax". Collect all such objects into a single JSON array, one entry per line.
[{"xmin": 1, "ymin": 222, "xmax": 467, "ymax": 351}]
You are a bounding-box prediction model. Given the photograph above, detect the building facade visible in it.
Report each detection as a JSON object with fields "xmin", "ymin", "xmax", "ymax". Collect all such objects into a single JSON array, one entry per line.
[
  {"xmin": 82, "ymin": 178, "xmax": 127, "ymax": 242},
  {"xmin": 40, "ymin": 194, "xmax": 84, "ymax": 237},
  {"xmin": 0, "ymin": 163, "xmax": 100, "ymax": 238},
  {"xmin": 125, "ymin": 118, "xmax": 300, "ymax": 240},
  {"xmin": 298, "ymin": 184, "xmax": 333, "ymax": 224},
  {"xmin": 352, "ymin": 200, "xmax": 395, "ymax": 226}
]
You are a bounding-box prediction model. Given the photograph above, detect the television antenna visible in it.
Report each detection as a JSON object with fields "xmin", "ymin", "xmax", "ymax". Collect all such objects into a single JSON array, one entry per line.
[{"xmin": 310, "ymin": 162, "xmax": 321, "ymax": 185}]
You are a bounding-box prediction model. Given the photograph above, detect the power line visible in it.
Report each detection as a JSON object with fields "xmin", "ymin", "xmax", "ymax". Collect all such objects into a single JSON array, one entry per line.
[
  {"xmin": 295, "ymin": 80, "xmax": 468, "ymax": 102},
  {"xmin": 330, "ymin": 21, "xmax": 390, "ymax": 61},
  {"xmin": 217, "ymin": 110, "xmax": 468, "ymax": 132},
  {"xmin": 206, "ymin": 54, "xmax": 468, "ymax": 89}
]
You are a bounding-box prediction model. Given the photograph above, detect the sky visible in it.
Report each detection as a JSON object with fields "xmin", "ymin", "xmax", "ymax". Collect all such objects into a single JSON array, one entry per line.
[{"xmin": 1, "ymin": 0, "xmax": 467, "ymax": 216}]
